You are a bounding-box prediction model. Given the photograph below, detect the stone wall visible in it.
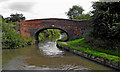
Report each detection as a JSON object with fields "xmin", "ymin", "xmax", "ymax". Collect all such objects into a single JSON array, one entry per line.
[{"xmin": 57, "ymin": 44, "xmax": 120, "ymax": 70}]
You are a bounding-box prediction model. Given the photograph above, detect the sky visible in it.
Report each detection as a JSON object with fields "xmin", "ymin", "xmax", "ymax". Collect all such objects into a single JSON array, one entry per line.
[{"xmin": 0, "ymin": 0, "xmax": 99, "ymax": 20}]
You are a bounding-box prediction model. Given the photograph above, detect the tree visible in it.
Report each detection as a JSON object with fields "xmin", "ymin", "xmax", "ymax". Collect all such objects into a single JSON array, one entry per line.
[
  {"xmin": 66, "ymin": 5, "xmax": 84, "ymax": 19},
  {"xmin": 0, "ymin": 15, "xmax": 4, "ymax": 19},
  {"xmin": 5, "ymin": 13, "xmax": 25, "ymax": 22},
  {"xmin": 90, "ymin": 2, "xmax": 120, "ymax": 40},
  {"xmin": 89, "ymin": 2, "xmax": 120, "ymax": 50},
  {"xmin": 73, "ymin": 14, "xmax": 90, "ymax": 20}
]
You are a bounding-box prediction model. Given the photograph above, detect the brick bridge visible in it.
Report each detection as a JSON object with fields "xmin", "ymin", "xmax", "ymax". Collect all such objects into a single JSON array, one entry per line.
[{"xmin": 19, "ymin": 18, "xmax": 89, "ymax": 41}]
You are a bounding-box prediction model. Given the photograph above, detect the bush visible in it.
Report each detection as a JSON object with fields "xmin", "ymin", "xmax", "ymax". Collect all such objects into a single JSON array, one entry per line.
[
  {"xmin": 39, "ymin": 33, "xmax": 45, "ymax": 41},
  {"xmin": 38, "ymin": 29, "xmax": 61, "ymax": 41},
  {"xmin": 2, "ymin": 20, "xmax": 34, "ymax": 49},
  {"xmin": 88, "ymin": 2, "xmax": 120, "ymax": 51}
]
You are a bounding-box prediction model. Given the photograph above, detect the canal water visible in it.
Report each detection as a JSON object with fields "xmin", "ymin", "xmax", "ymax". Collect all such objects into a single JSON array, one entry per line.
[{"xmin": 2, "ymin": 35, "xmax": 113, "ymax": 70}]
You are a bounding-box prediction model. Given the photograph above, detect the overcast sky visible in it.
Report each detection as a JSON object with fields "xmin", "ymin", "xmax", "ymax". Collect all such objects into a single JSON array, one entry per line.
[{"xmin": 0, "ymin": 0, "xmax": 99, "ymax": 20}]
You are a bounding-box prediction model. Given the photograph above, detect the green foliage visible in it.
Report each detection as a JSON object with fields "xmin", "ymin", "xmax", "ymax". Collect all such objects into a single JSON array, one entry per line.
[
  {"xmin": 45, "ymin": 29, "xmax": 60, "ymax": 38},
  {"xmin": 39, "ymin": 29, "xmax": 61, "ymax": 41},
  {"xmin": 5, "ymin": 13, "xmax": 25, "ymax": 22},
  {"xmin": 58, "ymin": 37, "xmax": 67, "ymax": 41},
  {"xmin": 73, "ymin": 14, "xmax": 91, "ymax": 20},
  {"xmin": 66, "ymin": 5, "xmax": 84, "ymax": 19},
  {"xmin": 86, "ymin": 36, "xmax": 120, "ymax": 51},
  {"xmin": 57, "ymin": 40, "xmax": 120, "ymax": 62},
  {"xmin": 90, "ymin": 2, "xmax": 120, "ymax": 40},
  {"xmin": 89, "ymin": 2, "xmax": 120, "ymax": 50},
  {"xmin": 39, "ymin": 33, "xmax": 45, "ymax": 41},
  {"xmin": 0, "ymin": 15, "xmax": 2, "ymax": 47},
  {"xmin": 67, "ymin": 38, "xmax": 120, "ymax": 56},
  {"xmin": 2, "ymin": 20, "xmax": 34, "ymax": 49},
  {"xmin": 11, "ymin": 22, "xmax": 19, "ymax": 25}
]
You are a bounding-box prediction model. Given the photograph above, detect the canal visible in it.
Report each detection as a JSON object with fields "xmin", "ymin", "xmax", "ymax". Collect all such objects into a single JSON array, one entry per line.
[{"xmin": 2, "ymin": 35, "xmax": 113, "ymax": 70}]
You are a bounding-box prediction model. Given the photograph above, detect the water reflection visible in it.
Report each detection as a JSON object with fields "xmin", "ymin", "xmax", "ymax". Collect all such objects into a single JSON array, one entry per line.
[
  {"xmin": 39, "ymin": 41, "xmax": 64, "ymax": 57},
  {"xmin": 37, "ymin": 34, "xmax": 65, "ymax": 57}
]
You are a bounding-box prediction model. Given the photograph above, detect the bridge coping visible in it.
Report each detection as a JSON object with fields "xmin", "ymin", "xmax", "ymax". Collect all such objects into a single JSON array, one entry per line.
[{"xmin": 22, "ymin": 18, "xmax": 88, "ymax": 22}]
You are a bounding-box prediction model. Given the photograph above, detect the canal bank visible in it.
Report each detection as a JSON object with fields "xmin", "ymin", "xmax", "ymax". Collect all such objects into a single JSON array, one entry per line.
[{"xmin": 56, "ymin": 40, "xmax": 120, "ymax": 70}]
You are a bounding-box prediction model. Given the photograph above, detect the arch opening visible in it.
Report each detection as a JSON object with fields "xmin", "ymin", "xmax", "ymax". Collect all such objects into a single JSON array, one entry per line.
[{"xmin": 34, "ymin": 28, "xmax": 69, "ymax": 42}]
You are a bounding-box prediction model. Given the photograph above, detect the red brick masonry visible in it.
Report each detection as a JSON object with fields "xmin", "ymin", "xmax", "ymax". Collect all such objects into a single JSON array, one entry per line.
[{"xmin": 20, "ymin": 18, "xmax": 89, "ymax": 41}]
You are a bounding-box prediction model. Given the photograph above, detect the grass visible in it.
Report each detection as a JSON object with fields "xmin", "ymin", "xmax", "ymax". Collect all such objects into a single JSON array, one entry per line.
[
  {"xmin": 57, "ymin": 38, "xmax": 120, "ymax": 62},
  {"xmin": 67, "ymin": 38, "xmax": 120, "ymax": 56},
  {"xmin": 58, "ymin": 36, "xmax": 67, "ymax": 41}
]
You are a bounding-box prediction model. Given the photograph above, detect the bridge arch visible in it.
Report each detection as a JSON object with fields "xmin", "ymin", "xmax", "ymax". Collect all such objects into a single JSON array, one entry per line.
[
  {"xmin": 19, "ymin": 18, "xmax": 89, "ymax": 41},
  {"xmin": 34, "ymin": 27, "xmax": 69, "ymax": 41}
]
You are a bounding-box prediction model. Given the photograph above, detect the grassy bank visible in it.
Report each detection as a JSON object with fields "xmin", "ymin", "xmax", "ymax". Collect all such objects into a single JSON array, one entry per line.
[
  {"xmin": 67, "ymin": 38, "xmax": 120, "ymax": 56},
  {"xmin": 2, "ymin": 20, "xmax": 35, "ymax": 49},
  {"xmin": 57, "ymin": 38, "xmax": 120, "ymax": 62}
]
